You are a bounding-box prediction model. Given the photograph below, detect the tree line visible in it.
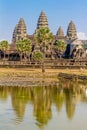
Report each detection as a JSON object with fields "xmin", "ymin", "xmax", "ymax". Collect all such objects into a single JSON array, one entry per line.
[{"xmin": 0, "ymin": 27, "xmax": 66, "ymax": 63}]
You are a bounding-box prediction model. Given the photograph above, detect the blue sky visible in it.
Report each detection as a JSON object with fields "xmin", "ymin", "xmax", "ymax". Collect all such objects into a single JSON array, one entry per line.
[{"xmin": 0, "ymin": 0, "xmax": 87, "ymax": 42}]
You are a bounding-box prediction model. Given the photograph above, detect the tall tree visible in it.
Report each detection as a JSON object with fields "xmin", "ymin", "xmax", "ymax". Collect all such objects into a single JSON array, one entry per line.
[
  {"xmin": 54, "ymin": 40, "xmax": 66, "ymax": 58},
  {"xmin": 35, "ymin": 27, "xmax": 54, "ymax": 72},
  {"xmin": 16, "ymin": 38, "xmax": 32, "ymax": 62},
  {"xmin": 32, "ymin": 51, "xmax": 44, "ymax": 63},
  {"xmin": 16, "ymin": 40, "xmax": 24, "ymax": 61},
  {"xmin": 35, "ymin": 28, "xmax": 54, "ymax": 53},
  {"xmin": 0, "ymin": 40, "xmax": 10, "ymax": 59}
]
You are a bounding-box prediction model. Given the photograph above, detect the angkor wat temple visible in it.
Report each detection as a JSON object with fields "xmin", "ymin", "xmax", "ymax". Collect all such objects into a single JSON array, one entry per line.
[
  {"xmin": 11, "ymin": 11, "xmax": 77, "ymax": 46},
  {"xmin": 10, "ymin": 11, "xmax": 86, "ymax": 59},
  {"xmin": 0, "ymin": 11, "xmax": 87, "ymax": 66}
]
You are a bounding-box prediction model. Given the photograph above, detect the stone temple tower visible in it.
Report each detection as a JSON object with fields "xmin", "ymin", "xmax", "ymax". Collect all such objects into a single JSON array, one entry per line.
[
  {"xmin": 67, "ymin": 20, "xmax": 77, "ymax": 40},
  {"xmin": 36, "ymin": 11, "xmax": 48, "ymax": 31},
  {"xmin": 12, "ymin": 18, "xmax": 27, "ymax": 43},
  {"xmin": 56, "ymin": 26, "xmax": 64, "ymax": 37}
]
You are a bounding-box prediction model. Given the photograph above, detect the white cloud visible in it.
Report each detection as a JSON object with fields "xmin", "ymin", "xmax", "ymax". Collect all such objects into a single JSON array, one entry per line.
[{"xmin": 77, "ymin": 32, "xmax": 87, "ymax": 40}]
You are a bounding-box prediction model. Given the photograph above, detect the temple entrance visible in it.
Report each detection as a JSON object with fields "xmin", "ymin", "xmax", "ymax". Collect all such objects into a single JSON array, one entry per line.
[
  {"xmin": 0, "ymin": 50, "xmax": 4, "ymax": 59},
  {"xmin": 9, "ymin": 53, "xmax": 20, "ymax": 61}
]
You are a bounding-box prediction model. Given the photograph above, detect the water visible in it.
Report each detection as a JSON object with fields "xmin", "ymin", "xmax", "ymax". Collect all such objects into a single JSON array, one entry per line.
[{"xmin": 0, "ymin": 80, "xmax": 87, "ymax": 130}]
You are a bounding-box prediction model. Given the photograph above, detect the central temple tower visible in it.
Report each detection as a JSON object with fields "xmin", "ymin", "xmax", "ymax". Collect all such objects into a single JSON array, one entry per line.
[{"xmin": 35, "ymin": 11, "xmax": 49, "ymax": 33}]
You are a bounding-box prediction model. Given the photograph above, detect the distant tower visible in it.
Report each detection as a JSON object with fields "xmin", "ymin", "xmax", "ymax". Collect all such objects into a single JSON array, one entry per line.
[
  {"xmin": 56, "ymin": 26, "xmax": 64, "ymax": 37},
  {"xmin": 35, "ymin": 11, "xmax": 48, "ymax": 33},
  {"xmin": 67, "ymin": 21, "xmax": 77, "ymax": 40},
  {"xmin": 55, "ymin": 26, "xmax": 65, "ymax": 41},
  {"xmin": 12, "ymin": 18, "xmax": 27, "ymax": 43}
]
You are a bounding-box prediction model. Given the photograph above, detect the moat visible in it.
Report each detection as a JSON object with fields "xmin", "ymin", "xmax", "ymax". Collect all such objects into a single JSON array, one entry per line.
[{"xmin": 0, "ymin": 80, "xmax": 87, "ymax": 130}]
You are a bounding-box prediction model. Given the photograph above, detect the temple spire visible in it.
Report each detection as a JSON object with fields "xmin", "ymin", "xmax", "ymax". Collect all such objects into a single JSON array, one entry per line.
[
  {"xmin": 37, "ymin": 11, "xmax": 48, "ymax": 29},
  {"xmin": 67, "ymin": 20, "xmax": 77, "ymax": 40},
  {"xmin": 12, "ymin": 18, "xmax": 27, "ymax": 43},
  {"xmin": 56, "ymin": 26, "xmax": 64, "ymax": 37}
]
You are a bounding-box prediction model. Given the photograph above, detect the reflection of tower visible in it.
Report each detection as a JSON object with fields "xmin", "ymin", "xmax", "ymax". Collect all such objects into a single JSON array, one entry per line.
[
  {"xmin": 65, "ymin": 89, "xmax": 75, "ymax": 119},
  {"xmin": 0, "ymin": 87, "xmax": 9, "ymax": 100},
  {"xmin": 12, "ymin": 18, "xmax": 27, "ymax": 43},
  {"xmin": 55, "ymin": 90, "xmax": 64, "ymax": 112},
  {"xmin": 67, "ymin": 20, "xmax": 77, "ymax": 40},
  {"xmin": 33, "ymin": 86, "xmax": 52, "ymax": 127},
  {"xmin": 36, "ymin": 123, "xmax": 44, "ymax": 130},
  {"xmin": 11, "ymin": 87, "xmax": 30, "ymax": 124}
]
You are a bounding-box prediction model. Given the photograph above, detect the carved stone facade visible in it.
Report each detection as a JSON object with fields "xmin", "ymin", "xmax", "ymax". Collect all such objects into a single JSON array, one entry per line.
[
  {"xmin": 56, "ymin": 26, "xmax": 64, "ymax": 37},
  {"xmin": 12, "ymin": 18, "xmax": 27, "ymax": 43},
  {"xmin": 55, "ymin": 26, "xmax": 65, "ymax": 41},
  {"xmin": 11, "ymin": 11, "xmax": 85, "ymax": 60},
  {"xmin": 37, "ymin": 11, "xmax": 48, "ymax": 29},
  {"xmin": 12, "ymin": 12, "xmax": 78, "ymax": 46},
  {"xmin": 67, "ymin": 21, "xmax": 77, "ymax": 40},
  {"xmin": 34, "ymin": 11, "xmax": 49, "ymax": 34},
  {"xmin": 65, "ymin": 39, "xmax": 86, "ymax": 58}
]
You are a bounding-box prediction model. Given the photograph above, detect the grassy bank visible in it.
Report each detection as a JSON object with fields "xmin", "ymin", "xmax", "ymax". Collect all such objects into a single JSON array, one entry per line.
[
  {"xmin": 0, "ymin": 68, "xmax": 87, "ymax": 87},
  {"xmin": 0, "ymin": 68, "xmax": 87, "ymax": 78},
  {"xmin": 0, "ymin": 68, "xmax": 59, "ymax": 87}
]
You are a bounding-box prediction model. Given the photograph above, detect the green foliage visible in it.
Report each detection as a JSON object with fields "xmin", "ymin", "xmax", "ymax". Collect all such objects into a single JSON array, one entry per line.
[
  {"xmin": 34, "ymin": 27, "xmax": 54, "ymax": 72},
  {"xmin": 55, "ymin": 40, "xmax": 66, "ymax": 52},
  {"xmin": 16, "ymin": 40, "xmax": 24, "ymax": 52},
  {"xmin": 16, "ymin": 38, "xmax": 32, "ymax": 61},
  {"xmin": 35, "ymin": 27, "xmax": 54, "ymax": 48},
  {"xmin": 82, "ymin": 43, "xmax": 87, "ymax": 50},
  {"xmin": 16, "ymin": 38, "xmax": 32, "ymax": 54},
  {"xmin": 0, "ymin": 40, "xmax": 10, "ymax": 51},
  {"xmin": 33, "ymin": 51, "xmax": 44, "ymax": 62}
]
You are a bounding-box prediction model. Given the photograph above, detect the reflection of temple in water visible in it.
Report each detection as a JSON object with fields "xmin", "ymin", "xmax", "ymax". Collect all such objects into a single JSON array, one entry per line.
[
  {"xmin": 33, "ymin": 86, "xmax": 52, "ymax": 126},
  {"xmin": 11, "ymin": 87, "xmax": 31, "ymax": 123},
  {"xmin": 0, "ymin": 86, "xmax": 9, "ymax": 101},
  {"xmin": 0, "ymin": 82, "xmax": 87, "ymax": 125}
]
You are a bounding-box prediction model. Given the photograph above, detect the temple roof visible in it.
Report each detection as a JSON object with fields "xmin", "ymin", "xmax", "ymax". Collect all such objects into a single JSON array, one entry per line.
[
  {"xmin": 12, "ymin": 18, "xmax": 27, "ymax": 43},
  {"xmin": 67, "ymin": 21, "xmax": 76, "ymax": 31},
  {"xmin": 17, "ymin": 18, "xmax": 26, "ymax": 29},
  {"xmin": 67, "ymin": 20, "xmax": 77, "ymax": 40},
  {"xmin": 56, "ymin": 26, "xmax": 64, "ymax": 37},
  {"xmin": 37, "ymin": 11, "xmax": 48, "ymax": 29}
]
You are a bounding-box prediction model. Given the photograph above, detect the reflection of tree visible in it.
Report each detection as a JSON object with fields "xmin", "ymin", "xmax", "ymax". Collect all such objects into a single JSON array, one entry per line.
[
  {"xmin": 0, "ymin": 87, "xmax": 9, "ymax": 101},
  {"xmin": 32, "ymin": 86, "xmax": 52, "ymax": 127},
  {"xmin": 62, "ymin": 80, "xmax": 78, "ymax": 120},
  {"xmin": 58, "ymin": 78, "xmax": 87, "ymax": 119},
  {"xmin": 11, "ymin": 87, "xmax": 31, "ymax": 123},
  {"xmin": 64, "ymin": 88, "xmax": 76, "ymax": 120},
  {"xmin": 59, "ymin": 79, "xmax": 77, "ymax": 119},
  {"xmin": 53, "ymin": 87, "xmax": 64, "ymax": 112},
  {"xmin": 0, "ymin": 80, "xmax": 86, "ymax": 126}
]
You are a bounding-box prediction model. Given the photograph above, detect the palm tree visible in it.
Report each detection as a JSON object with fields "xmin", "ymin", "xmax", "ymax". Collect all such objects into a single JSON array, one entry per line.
[
  {"xmin": 32, "ymin": 51, "xmax": 44, "ymax": 63},
  {"xmin": 22, "ymin": 39, "xmax": 32, "ymax": 62},
  {"xmin": 0, "ymin": 40, "xmax": 10, "ymax": 60},
  {"xmin": 35, "ymin": 27, "xmax": 54, "ymax": 72},
  {"xmin": 16, "ymin": 40, "xmax": 24, "ymax": 62},
  {"xmin": 54, "ymin": 40, "xmax": 66, "ymax": 58},
  {"xmin": 16, "ymin": 38, "xmax": 32, "ymax": 62}
]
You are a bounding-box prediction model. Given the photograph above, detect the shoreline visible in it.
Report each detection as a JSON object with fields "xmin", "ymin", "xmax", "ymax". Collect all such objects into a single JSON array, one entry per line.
[
  {"xmin": 0, "ymin": 68, "xmax": 87, "ymax": 87},
  {"xmin": 59, "ymin": 72, "xmax": 87, "ymax": 81}
]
